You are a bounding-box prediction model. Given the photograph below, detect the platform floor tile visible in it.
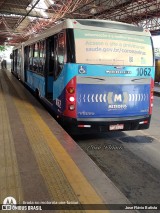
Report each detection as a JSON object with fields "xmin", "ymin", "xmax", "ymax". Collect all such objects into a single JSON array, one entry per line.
[{"xmin": 0, "ymin": 70, "xmax": 109, "ymax": 213}]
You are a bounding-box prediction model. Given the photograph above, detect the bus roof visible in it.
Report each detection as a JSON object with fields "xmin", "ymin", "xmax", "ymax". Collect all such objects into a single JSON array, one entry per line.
[{"xmin": 18, "ymin": 19, "xmax": 151, "ymax": 47}]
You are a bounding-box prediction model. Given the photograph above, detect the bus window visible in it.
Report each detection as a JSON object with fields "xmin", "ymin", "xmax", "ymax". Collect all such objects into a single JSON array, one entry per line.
[
  {"xmin": 29, "ymin": 45, "xmax": 34, "ymax": 70},
  {"xmin": 33, "ymin": 43, "xmax": 39, "ymax": 72},
  {"xmin": 39, "ymin": 40, "xmax": 45, "ymax": 75},
  {"xmin": 74, "ymin": 29, "xmax": 153, "ymax": 66},
  {"xmin": 24, "ymin": 46, "xmax": 29, "ymax": 72}
]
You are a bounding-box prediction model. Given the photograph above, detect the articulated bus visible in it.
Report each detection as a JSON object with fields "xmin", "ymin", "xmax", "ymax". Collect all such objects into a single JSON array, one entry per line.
[{"xmin": 11, "ymin": 19, "xmax": 155, "ymax": 133}]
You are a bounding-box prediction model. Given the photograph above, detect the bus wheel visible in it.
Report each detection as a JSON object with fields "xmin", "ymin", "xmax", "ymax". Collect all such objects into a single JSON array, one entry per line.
[{"xmin": 35, "ymin": 88, "xmax": 40, "ymax": 99}]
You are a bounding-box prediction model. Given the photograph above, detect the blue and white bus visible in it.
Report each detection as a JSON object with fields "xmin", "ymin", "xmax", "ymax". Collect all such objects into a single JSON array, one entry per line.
[{"xmin": 11, "ymin": 19, "xmax": 155, "ymax": 133}]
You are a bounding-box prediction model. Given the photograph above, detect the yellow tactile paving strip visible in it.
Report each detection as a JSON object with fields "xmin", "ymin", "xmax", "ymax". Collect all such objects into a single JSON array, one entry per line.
[
  {"xmin": 2, "ymin": 70, "xmax": 109, "ymax": 213},
  {"xmin": 0, "ymin": 77, "xmax": 24, "ymax": 207}
]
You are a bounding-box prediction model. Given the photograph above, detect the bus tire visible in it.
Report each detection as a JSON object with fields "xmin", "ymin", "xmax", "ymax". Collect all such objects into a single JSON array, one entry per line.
[{"xmin": 35, "ymin": 88, "xmax": 40, "ymax": 99}]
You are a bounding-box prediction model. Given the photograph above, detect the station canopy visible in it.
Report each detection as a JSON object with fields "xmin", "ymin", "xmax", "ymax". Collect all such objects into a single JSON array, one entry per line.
[{"xmin": 1, "ymin": 0, "xmax": 160, "ymax": 45}]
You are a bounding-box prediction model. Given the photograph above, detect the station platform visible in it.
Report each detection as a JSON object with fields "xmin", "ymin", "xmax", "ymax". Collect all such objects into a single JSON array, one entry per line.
[
  {"xmin": 154, "ymin": 83, "xmax": 160, "ymax": 96},
  {"xmin": 0, "ymin": 69, "xmax": 140, "ymax": 212}
]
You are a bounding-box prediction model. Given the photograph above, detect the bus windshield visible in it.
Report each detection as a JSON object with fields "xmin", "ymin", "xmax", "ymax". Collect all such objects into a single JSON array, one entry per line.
[{"xmin": 74, "ymin": 29, "xmax": 153, "ymax": 66}]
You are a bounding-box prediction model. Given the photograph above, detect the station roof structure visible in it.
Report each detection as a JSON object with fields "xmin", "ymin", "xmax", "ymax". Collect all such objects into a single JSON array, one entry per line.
[{"xmin": 1, "ymin": 0, "xmax": 160, "ymax": 45}]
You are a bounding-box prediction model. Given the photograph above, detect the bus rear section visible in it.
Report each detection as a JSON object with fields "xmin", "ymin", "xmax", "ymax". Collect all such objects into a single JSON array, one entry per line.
[
  {"xmin": 62, "ymin": 20, "xmax": 154, "ymax": 133},
  {"xmin": 62, "ymin": 66, "xmax": 154, "ymax": 133}
]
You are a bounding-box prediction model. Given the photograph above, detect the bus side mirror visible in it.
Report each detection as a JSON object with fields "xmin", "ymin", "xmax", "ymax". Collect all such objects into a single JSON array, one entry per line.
[{"xmin": 10, "ymin": 53, "xmax": 13, "ymax": 59}]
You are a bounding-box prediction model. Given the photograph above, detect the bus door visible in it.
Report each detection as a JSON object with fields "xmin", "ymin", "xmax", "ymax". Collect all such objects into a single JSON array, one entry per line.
[
  {"xmin": 45, "ymin": 37, "xmax": 54, "ymax": 101},
  {"xmin": 24, "ymin": 46, "xmax": 29, "ymax": 82},
  {"xmin": 52, "ymin": 32, "xmax": 66, "ymax": 111},
  {"xmin": 14, "ymin": 49, "xmax": 18, "ymax": 75},
  {"xmin": 53, "ymin": 32, "xmax": 65, "ymax": 80}
]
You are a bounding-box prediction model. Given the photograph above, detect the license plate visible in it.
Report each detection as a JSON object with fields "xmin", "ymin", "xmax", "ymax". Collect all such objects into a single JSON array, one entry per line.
[{"xmin": 109, "ymin": 124, "xmax": 124, "ymax": 131}]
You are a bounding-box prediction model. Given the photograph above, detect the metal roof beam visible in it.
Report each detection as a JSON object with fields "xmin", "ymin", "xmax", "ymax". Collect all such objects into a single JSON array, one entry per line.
[
  {"xmin": 87, "ymin": 0, "xmax": 133, "ymax": 18},
  {"xmin": 13, "ymin": 0, "xmax": 41, "ymax": 29},
  {"xmin": 0, "ymin": 10, "xmax": 49, "ymax": 19}
]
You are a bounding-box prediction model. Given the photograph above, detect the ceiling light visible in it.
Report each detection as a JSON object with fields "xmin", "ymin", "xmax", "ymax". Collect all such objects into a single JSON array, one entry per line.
[{"xmin": 90, "ymin": 7, "xmax": 97, "ymax": 14}]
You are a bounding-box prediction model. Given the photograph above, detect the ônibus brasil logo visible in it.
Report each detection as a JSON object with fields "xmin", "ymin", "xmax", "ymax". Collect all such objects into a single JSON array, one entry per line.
[{"xmin": 2, "ymin": 196, "xmax": 17, "ymax": 210}]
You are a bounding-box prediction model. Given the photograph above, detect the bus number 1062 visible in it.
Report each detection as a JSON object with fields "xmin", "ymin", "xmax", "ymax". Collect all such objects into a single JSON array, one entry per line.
[{"xmin": 136, "ymin": 68, "xmax": 151, "ymax": 76}]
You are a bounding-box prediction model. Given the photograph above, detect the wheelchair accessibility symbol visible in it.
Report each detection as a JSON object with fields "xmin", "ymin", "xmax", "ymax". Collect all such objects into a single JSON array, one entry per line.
[{"xmin": 78, "ymin": 65, "xmax": 87, "ymax": 74}]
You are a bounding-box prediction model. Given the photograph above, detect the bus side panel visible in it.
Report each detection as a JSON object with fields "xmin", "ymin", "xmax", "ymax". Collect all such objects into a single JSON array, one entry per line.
[{"xmin": 26, "ymin": 71, "xmax": 45, "ymax": 97}]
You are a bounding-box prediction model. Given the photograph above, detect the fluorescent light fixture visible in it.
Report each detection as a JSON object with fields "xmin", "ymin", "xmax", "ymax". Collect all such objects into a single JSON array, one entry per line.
[{"xmin": 90, "ymin": 7, "xmax": 97, "ymax": 14}]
